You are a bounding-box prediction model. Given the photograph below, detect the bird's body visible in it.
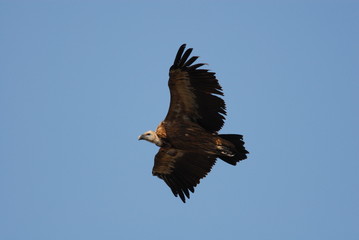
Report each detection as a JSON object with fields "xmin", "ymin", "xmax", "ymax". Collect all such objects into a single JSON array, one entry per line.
[
  {"xmin": 156, "ymin": 121, "xmax": 235, "ymax": 157},
  {"xmin": 139, "ymin": 44, "xmax": 248, "ymax": 202}
]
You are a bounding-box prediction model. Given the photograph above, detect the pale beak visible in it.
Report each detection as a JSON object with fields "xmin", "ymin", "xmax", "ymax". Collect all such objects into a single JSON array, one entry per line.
[{"xmin": 138, "ymin": 134, "xmax": 144, "ymax": 140}]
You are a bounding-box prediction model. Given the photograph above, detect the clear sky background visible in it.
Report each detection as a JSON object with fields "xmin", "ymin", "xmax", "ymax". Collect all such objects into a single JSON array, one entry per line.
[{"xmin": 1, "ymin": 1, "xmax": 358, "ymax": 239}]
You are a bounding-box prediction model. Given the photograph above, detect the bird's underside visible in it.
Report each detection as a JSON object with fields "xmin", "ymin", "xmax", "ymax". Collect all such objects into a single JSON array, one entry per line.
[{"xmin": 138, "ymin": 44, "xmax": 248, "ymax": 203}]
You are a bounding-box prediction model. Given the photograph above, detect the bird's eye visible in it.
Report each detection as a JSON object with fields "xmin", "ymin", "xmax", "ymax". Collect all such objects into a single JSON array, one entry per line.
[{"xmin": 146, "ymin": 133, "xmax": 151, "ymax": 136}]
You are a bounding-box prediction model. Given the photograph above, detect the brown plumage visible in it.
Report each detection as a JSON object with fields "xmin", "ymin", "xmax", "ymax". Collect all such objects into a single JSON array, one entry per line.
[{"xmin": 139, "ymin": 44, "xmax": 248, "ymax": 202}]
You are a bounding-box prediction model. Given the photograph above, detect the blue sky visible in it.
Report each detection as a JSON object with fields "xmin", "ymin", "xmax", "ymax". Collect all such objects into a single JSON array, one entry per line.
[{"xmin": 1, "ymin": 1, "xmax": 358, "ymax": 239}]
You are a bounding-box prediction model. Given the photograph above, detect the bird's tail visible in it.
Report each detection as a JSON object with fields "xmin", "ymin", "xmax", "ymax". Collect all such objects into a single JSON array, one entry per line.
[{"xmin": 218, "ymin": 134, "xmax": 248, "ymax": 165}]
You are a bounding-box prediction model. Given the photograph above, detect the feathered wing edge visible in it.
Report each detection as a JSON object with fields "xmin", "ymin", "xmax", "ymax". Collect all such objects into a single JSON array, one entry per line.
[{"xmin": 153, "ymin": 148, "xmax": 216, "ymax": 203}]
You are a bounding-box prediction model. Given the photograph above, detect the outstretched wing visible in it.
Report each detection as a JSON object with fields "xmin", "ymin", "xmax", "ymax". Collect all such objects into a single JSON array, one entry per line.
[
  {"xmin": 164, "ymin": 44, "xmax": 226, "ymax": 133},
  {"xmin": 153, "ymin": 148, "xmax": 216, "ymax": 203}
]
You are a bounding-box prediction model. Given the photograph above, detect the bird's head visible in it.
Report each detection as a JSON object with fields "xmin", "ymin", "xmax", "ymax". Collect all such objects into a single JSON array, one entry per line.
[{"xmin": 138, "ymin": 130, "xmax": 157, "ymax": 143}]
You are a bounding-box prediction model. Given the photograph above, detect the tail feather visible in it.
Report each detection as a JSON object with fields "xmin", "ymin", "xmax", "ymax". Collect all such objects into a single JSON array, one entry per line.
[{"xmin": 218, "ymin": 134, "xmax": 248, "ymax": 165}]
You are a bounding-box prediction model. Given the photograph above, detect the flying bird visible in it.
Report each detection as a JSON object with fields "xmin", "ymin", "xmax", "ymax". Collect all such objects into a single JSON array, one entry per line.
[{"xmin": 139, "ymin": 44, "xmax": 248, "ymax": 202}]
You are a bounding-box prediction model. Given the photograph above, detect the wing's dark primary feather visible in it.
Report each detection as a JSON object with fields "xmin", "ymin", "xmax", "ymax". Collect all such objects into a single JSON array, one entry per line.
[
  {"xmin": 172, "ymin": 44, "xmax": 186, "ymax": 66},
  {"xmin": 165, "ymin": 44, "xmax": 226, "ymax": 133},
  {"xmin": 178, "ymin": 48, "xmax": 193, "ymax": 67},
  {"xmin": 153, "ymin": 148, "xmax": 216, "ymax": 203}
]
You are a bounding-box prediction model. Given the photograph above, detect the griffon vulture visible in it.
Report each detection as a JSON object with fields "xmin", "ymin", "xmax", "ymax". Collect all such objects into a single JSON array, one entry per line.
[{"xmin": 139, "ymin": 44, "xmax": 248, "ymax": 202}]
